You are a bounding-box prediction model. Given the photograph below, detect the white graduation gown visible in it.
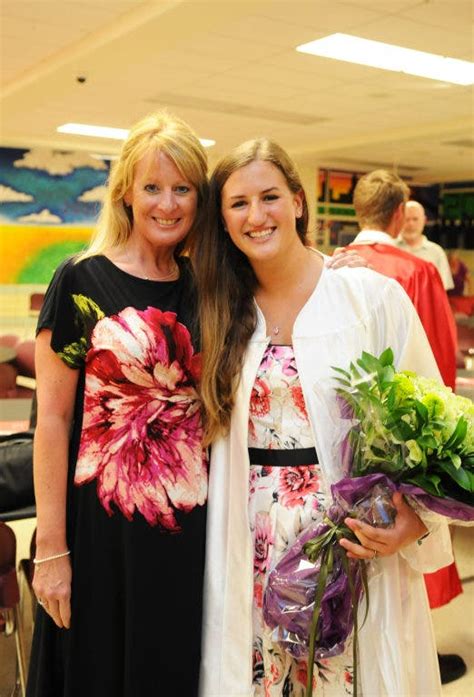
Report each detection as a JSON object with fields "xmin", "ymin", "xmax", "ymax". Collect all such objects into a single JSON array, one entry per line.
[{"xmin": 200, "ymin": 266, "xmax": 453, "ymax": 697}]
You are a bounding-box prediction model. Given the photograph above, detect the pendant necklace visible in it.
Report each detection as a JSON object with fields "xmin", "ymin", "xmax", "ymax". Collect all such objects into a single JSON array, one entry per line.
[{"xmin": 272, "ymin": 326, "xmax": 280, "ymax": 335}]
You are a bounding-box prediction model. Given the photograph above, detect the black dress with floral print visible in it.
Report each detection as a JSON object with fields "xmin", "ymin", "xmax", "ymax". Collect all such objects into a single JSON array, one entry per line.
[{"xmin": 27, "ymin": 255, "xmax": 208, "ymax": 697}]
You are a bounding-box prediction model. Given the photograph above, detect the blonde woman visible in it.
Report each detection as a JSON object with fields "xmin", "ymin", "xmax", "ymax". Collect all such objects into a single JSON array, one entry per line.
[{"xmin": 28, "ymin": 112, "xmax": 209, "ymax": 696}]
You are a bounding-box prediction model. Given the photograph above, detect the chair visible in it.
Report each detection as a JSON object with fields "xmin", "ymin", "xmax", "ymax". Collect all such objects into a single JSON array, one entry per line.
[
  {"xmin": 0, "ymin": 336, "xmax": 20, "ymax": 350},
  {"xmin": 456, "ymin": 319, "xmax": 474, "ymax": 369},
  {"xmin": 18, "ymin": 529, "xmax": 37, "ymax": 624},
  {"xmin": 0, "ymin": 522, "xmax": 27, "ymax": 697},
  {"xmin": 28, "ymin": 294, "xmax": 44, "ymax": 315},
  {"xmin": 0, "ymin": 364, "xmax": 19, "ymax": 399}
]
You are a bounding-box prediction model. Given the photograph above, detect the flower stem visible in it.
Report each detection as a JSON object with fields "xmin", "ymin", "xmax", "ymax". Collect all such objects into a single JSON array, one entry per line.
[{"xmin": 305, "ymin": 547, "xmax": 330, "ymax": 697}]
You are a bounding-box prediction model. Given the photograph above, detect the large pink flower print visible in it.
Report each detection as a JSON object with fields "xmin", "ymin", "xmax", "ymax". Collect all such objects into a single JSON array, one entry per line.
[{"xmin": 75, "ymin": 306, "xmax": 208, "ymax": 531}]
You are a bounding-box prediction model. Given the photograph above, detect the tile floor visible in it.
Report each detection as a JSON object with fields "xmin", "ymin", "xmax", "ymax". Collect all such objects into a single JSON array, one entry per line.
[{"xmin": 1, "ymin": 521, "xmax": 473, "ymax": 696}]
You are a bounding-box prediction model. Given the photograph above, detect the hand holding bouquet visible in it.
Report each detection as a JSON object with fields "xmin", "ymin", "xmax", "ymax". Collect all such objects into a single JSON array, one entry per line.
[{"xmin": 264, "ymin": 349, "xmax": 473, "ymax": 697}]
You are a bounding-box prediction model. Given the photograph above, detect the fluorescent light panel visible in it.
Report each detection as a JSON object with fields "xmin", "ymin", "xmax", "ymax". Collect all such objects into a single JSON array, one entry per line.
[
  {"xmin": 57, "ymin": 123, "xmax": 129, "ymax": 139},
  {"xmin": 57, "ymin": 123, "xmax": 216, "ymax": 147},
  {"xmin": 296, "ymin": 34, "xmax": 474, "ymax": 86}
]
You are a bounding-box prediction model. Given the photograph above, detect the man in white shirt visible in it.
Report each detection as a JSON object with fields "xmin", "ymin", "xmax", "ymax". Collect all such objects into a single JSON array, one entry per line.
[{"xmin": 396, "ymin": 200, "xmax": 454, "ymax": 290}]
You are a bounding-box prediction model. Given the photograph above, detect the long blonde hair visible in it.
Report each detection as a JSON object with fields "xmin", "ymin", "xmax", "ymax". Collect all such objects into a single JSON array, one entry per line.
[
  {"xmin": 78, "ymin": 111, "xmax": 208, "ymax": 261},
  {"xmin": 195, "ymin": 138, "xmax": 308, "ymax": 445}
]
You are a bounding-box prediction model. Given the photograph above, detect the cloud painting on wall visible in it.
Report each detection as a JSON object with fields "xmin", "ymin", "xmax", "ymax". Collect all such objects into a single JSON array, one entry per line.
[{"xmin": 0, "ymin": 146, "xmax": 110, "ymax": 283}]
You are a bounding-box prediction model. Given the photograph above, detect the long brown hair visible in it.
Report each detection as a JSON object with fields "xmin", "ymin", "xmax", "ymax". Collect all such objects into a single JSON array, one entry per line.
[
  {"xmin": 195, "ymin": 137, "xmax": 308, "ymax": 445},
  {"xmin": 77, "ymin": 110, "xmax": 208, "ymax": 262}
]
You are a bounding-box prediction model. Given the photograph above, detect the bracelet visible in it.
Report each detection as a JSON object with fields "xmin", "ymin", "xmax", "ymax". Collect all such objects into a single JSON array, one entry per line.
[{"xmin": 33, "ymin": 550, "xmax": 71, "ymax": 565}]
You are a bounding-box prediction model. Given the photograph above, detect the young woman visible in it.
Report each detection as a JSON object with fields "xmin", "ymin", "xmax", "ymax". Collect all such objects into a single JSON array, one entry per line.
[
  {"xmin": 28, "ymin": 112, "xmax": 209, "ymax": 696},
  {"xmin": 197, "ymin": 138, "xmax": 452, "ymax": 696}
]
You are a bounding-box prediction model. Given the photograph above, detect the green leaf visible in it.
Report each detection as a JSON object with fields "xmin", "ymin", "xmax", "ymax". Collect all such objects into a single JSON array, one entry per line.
[
  {"xmin": 448, "ymin": 452, "xmax": 462, "ymax": 469},
  {"xmin": 392, "ymin": 421, "xmax": 417, "ymax": 441},
  {"xmin": 437, "ymin": 460, "xmax": 472, "ymax": 492},
  {"xmin": 406, "ymin": 472, "xmax": 443, "ymax": 496},
  {"xmin": 444, "ymin": 416, "xmax": 468, "ymax": 450},
  {"xmin": 332, "ymin": 366, "xmax": 352, "ymax": 380},
  {"xmin": 417, "ymin": 434, "xmax": 439, "ymax": 450},
  {"xmin": 414, "ymin": 400, "xmax": 429, "ymax": 423},
  {"xmin": 350, "ymin": 361, "xmax": 363, "ymax": 381},
  {"xmin": 357, "ymin": 352, "xmax": 381, "ymax": 376},
  {"xmin": 380, "ymin": 365, "xmax": 395, "ymax": 383},
  {"xmin": 379, "ymin": 347, "xmax": 394, "ymax": 367}
]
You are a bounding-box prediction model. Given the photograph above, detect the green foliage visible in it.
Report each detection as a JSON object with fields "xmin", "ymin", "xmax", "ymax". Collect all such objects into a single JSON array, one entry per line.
[{"xmin": 333, "ymin": 350, "xmax": 474, "ymax": 505}]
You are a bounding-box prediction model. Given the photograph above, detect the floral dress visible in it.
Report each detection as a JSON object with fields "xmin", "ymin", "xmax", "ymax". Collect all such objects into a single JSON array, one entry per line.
[
  {"xmin": 27, "ymin": 256, "xmax": 207, "ymax": 697},
  {"xmin": 249, "ymin": 345, "xmax": 353, "ymax": 696}
]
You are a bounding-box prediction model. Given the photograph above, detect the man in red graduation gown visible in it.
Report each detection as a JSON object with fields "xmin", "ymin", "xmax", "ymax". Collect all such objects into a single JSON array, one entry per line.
[{"xmin": 347, "ymin": 170, "xmax": 465, "ymax": 684}]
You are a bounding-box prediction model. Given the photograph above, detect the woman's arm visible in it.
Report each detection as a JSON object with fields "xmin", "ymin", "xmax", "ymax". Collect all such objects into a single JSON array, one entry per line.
[{"xmin": 32, "ymin": 329, "xmax": 79, "ymax": 628}]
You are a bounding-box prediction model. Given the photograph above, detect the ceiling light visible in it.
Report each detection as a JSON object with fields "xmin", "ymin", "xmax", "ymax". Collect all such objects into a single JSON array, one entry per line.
[
  {"xmin": 199, "ymin": 138, "xmax": 216, "ymax": 147},
  {"xmin": 57, "ymin": 123, "xmax": 129, "ymax": 139},
  {"xmin": 296, "ymin": 34, "xmax": 474, "ymax": 86},
  {"xmin": 57, "ymin": 123, "xmax": 215, "ymax": 147}
]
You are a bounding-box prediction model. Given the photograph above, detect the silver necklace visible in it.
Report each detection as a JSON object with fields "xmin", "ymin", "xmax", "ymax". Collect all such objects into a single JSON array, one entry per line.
[
  {"xmin": 272, "ymin": 326, "xmax": 280, "ymax": 335},
  {"xmin": 126, "ymin": 251, "xmax": 178, "ymax": 281}
]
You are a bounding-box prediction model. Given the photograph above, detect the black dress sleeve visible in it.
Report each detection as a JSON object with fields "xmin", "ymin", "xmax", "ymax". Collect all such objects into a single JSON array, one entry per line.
[{"xmin": 36, "ymin": 258, "xmax": 86, "ymax": 369}]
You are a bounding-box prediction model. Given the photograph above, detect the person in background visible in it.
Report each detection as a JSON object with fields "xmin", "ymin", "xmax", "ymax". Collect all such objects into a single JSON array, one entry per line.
[
  {"xmin": 397, "ymin": 200, "xmax": 454, "ymax": 290},
  {"xmin": 28, "ymin": 111, "xmax": 209, "ymax": 697},
  {"xmin": 349, "ymin": 172, "xmax": 458, "ymax": 393},
  {"xmin": 348, "ymin": 170, "xmax": 466, "ymax": 686},
  {"xmin": 448, "ymin": 251, "xmax": 473, "ymax": 296},
  {"xmin": 197, "ymin": 139, "xmax": 452, "ymax": 696},
  {"xmin": 447, "ymin": 250, "xmax": 474, "ymax": 317}
]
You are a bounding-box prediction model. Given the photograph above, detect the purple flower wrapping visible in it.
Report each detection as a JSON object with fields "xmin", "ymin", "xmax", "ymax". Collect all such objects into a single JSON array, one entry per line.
[
  {"xmin": 263, "ymin": 471, "xmax": 474, "ymax": 663},
  {"xmin": 332, "ymin": 472, "xmax": 474, "ymax": 523},
  {"xmin": 263, "ymin": 507, "xmax": 362, "ymax": 660}
]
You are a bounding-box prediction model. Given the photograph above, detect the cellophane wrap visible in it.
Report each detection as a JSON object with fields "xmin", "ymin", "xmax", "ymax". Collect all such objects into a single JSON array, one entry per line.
[{"xmin": 263, "ymin": 479, "xmax": 396, "ymax": 660}]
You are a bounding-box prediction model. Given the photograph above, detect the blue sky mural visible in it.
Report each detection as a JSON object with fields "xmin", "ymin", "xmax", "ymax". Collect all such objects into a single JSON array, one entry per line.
[{"xmin": 0, "ymin": 146, "xmax": 110, "ymax": 225}]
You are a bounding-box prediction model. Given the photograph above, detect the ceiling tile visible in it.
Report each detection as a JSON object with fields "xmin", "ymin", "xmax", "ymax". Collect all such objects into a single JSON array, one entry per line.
[{"xmin": 358, "ymin": 14, "xmax": 473, "ymax": 58}]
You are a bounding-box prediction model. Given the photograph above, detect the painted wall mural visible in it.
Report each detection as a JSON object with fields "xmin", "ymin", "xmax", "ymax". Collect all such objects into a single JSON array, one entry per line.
[{"xmin": 0, "ymin": 146, "xmax": 110, "ymax": 283}]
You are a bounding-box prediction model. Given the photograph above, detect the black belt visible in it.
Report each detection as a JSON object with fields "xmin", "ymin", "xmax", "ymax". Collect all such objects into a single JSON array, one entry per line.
[{"xmin": 248, "ymin": 447, "xmax": 318, "ymax": 467}]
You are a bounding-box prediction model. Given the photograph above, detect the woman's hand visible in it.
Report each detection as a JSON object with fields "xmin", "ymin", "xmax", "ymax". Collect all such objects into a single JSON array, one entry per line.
[
  {"xmin": 339, "ymin": 492, "xmax": 428, "ymax": 560},
  {"xmin": 325, "ymin": 247, "xmax": 372, "ymax": 270},
  {"xmin": 32, "ymin": 555, "xmax": 72, "ymax": 628}
]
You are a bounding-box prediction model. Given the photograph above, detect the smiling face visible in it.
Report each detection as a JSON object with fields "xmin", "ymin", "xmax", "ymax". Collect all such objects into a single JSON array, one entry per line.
[
  {"xmin": 220, "ymin": 160, "xmax": 303, "ymax": 265},
  {"xmin": 124, "ymin": 149, "xmax": 198, "ymax": 251}
]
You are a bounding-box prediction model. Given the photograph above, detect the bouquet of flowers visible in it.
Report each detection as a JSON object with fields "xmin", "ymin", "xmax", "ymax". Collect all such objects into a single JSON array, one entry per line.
[{"xmin": 263, "ymin": 348, "xmax": 474, "ymax": 697}]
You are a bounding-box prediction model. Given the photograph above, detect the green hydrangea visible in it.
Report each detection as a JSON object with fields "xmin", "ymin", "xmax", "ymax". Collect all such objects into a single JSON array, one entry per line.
[{"xmin": 334, "ymin": 349, "xmax": 474, "ymax": 504}]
